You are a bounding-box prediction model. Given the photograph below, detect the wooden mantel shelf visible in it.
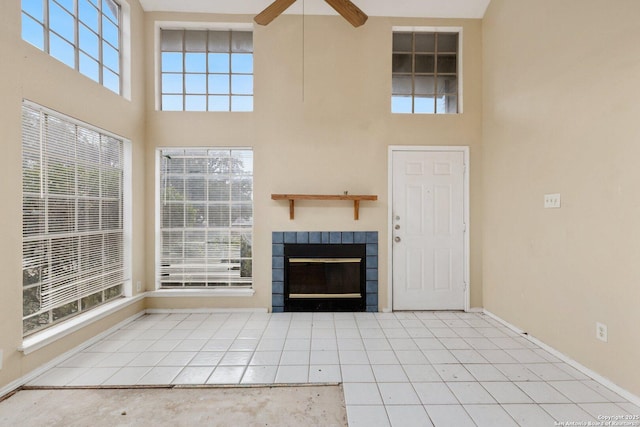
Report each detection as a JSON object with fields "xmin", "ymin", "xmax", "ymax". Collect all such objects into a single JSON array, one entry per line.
[{"xmin": 271, "ymin": 194, "xmax": 378, "ymax": 220}]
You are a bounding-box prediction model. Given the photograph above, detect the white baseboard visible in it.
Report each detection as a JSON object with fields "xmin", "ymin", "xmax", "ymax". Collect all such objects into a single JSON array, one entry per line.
[
  {"xmin": 2, "ymin": 307, "xmax": 276, "ymax": 397},
  {"xmin": 0, "ymin": 311, "xmax": 144, "ymax": 399},
  {"xmin": 483, "ymin": 309, "xmax": 640, "ymax": 407},
  {"xmin": 20, "ymin": 294, "xmax": 145, "ymax": 355},
  {"xmin": 147, "ymin": 289, "xmax": 255, "ymax": 298},
  {"xmin": 5, "ymin": 307, "xmax": 639, "ymax": 409},
  {"xmin": 145, "ymin": 308, "xmax": 268, "ymax": 314}
]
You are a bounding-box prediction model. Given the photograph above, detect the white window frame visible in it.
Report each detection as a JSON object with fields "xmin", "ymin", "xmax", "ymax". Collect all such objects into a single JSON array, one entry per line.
[
  {"xmin": 154, "ymin": 21, "xmax": 254, "ymax": 112},
  {"xmin": 391, "ymin": 26, "xmax": 463, "ymax": 114},
  {"xmin": 154, "ymin": 147, "xmax": 254, "ymax": 296},
  {"xmin": 21, "ymin": 100, "xmax": 132, "ymax": 336},
  {"xmin": 21, "ymin": 0, "xmax": 131, "ymax": 97}
]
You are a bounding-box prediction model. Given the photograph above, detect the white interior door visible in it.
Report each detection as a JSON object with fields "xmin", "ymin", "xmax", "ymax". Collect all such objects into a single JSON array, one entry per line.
[{"xmin": 392, "ymin": 149, "xmax": 466, "ymax": 310}]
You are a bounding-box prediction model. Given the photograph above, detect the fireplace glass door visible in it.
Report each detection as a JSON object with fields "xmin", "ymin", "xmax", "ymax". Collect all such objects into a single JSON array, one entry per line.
[
  {"xmin": 288, "ymin": 258, "xmax": 361, "ymax": 298},
  {"xmin": 283, "ymin": 243, "xmax": 367, "ymax": 311}
]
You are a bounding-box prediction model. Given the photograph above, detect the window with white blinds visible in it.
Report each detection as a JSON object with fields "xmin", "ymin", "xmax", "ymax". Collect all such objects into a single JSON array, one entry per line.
[
  {"xmin": 22, "ymin": 102, "xmax": 126, "ymax": 336},
  {"xmin": 159, "ymin": 149, "xmax": 253, "ymax": 288}
]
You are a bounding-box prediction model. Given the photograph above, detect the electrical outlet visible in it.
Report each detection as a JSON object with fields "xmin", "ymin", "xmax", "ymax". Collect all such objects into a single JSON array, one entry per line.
[
  {"xmin": 136, "ymin": 281, "xmax": 142, "ymax": 292},
  {"xmin": 544, "ymin": 193, "xmax": 561, "ymax": 208},
  {"xmin": 596, "ymin": 322, "xmax": 608, "ymax": 342}
]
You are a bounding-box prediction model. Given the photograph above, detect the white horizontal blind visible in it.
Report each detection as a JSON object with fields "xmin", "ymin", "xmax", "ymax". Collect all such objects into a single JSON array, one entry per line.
[
  {"xmin": 22, "ymin": 103, "xmax": 124, "ymax": 335},
  {"xmin": 159, "ymin": 149, "xmax": 253, "ymax": 288}
]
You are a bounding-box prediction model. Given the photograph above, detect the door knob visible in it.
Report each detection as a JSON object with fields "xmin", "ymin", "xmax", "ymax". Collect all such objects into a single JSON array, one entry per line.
[{"xmin": 394, "ymin": 236, "xmax": 401, "ymax": 243}]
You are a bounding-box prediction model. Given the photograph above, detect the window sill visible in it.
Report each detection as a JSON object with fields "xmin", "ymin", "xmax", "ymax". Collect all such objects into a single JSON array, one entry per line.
[
  {"xmin": 20, "ymin": 294, "xmax": 145, "ymax": 355},
  {"xmin": 149, "ymin": 288, "xmax": 255, "ymax": 298}
]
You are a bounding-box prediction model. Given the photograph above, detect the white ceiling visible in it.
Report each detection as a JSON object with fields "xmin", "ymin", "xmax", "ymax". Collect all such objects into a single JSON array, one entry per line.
[{"xmin": 137, "ymin": 0, "xmax": 491, "ymax": 20}]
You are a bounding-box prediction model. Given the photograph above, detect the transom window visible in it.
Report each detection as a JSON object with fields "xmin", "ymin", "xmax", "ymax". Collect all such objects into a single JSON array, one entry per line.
[
  {"xmin": 21, "ymin": 0, "xmax": 122, "ymax": 94},
  {"xmin": 22, "ymin": 102, "xmax": 128, "ymax": 336},
  {"xmin": 160, "ymin": 29, "xmax": 254, "ymax": 112},
  {"xmin": 392, "ymin": 31, "xmax": 459, "ymax": 114},
  {"xmin": 158, "ymin": 149, "xmax": 253, "ymax": 288}
]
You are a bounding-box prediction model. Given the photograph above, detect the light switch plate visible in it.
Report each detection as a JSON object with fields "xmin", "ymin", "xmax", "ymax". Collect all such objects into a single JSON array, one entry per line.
[{"xmin": 544, "ymin": 193, "xmax": 561, "ymax": 208}]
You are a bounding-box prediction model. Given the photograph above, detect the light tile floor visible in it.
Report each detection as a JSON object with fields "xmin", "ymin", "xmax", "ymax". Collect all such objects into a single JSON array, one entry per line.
[{"xmin": 28, "ymin": 311, "xmax": 640, "ymax": 427}]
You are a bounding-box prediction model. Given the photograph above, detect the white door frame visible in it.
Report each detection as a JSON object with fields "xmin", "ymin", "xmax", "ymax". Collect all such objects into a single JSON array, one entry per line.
[{"xmin": 387, "ymin": 146, "xmax": 470, "ymax": 312}]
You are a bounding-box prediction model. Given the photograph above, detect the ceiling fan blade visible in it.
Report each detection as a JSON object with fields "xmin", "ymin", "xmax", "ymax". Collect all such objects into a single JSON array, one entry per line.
[
  {"xmin": 254, "ymin": 0, "xmax": 298, "ymax": 25},
  {"xmin": 324, "ymin": 0, "xmax": 368, "ymax": 27}
]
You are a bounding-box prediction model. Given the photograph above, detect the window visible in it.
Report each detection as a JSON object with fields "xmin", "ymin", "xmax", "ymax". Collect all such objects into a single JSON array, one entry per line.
[
  {"xmin": 392, "ymin": 31, "xmax": 459, "ymax": 114},
  {"xmin": 21, "ymin": 0, "xmax": 122, "ymax": 94},
  {"xmin": 160, "ymin": 29, "xmax": 254, "ymax": 112},
  {"xmin": 22, "ymin": 102, "xmax": 128, "ymax": 335},
  {"xmin": 158, "ymin": 149, "xmax": 253, "ymax": 288}
]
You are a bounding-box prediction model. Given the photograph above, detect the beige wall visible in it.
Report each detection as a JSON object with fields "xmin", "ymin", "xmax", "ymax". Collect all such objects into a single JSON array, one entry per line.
[
  {"xmin": 0, "ymin": 0, "xmax": 147, "ymax": 390},
  {"xmin": 482, "ymin": 0, "xmax": 640, "ymax": 395},
  {"xmin": 143, "ymin": 13, "xmax": 484, "ymax": 311}
]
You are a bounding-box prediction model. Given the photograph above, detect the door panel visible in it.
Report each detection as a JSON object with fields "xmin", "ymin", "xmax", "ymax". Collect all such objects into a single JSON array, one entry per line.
[{"xmin": 392, "ymin": 150, "xmax": 465, "ymax": 310}]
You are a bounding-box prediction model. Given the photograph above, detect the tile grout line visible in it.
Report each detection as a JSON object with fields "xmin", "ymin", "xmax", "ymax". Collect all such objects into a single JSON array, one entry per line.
[{"xmin": 23, "ymin": 310, "xmax": 640, "ymax": 427}]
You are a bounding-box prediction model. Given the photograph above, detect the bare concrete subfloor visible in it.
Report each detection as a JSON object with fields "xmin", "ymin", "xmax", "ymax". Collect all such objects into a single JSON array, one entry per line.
[{"xmin": 0, "ymin": 385, "xmax": 347, "ymax": 427}]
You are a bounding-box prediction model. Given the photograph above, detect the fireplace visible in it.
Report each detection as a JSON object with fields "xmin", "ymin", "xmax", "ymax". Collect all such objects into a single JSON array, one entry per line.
[
  {"xmin": 272, "ymin": 231, "xmax": 378, "ymax": 313},
  {"xmin": 285, "ymin": 244, "xmax": 366, "ymax": 311}
]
